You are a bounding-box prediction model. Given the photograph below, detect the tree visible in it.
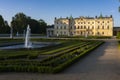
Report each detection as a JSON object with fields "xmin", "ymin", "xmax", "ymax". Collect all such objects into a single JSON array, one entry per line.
[
  {"xmin": 4, "ymin": 21, "xmax": 10, "ymax": 33},
  {"xmin": 38, "ymin": 19, "xmax": 47, "ymax": 34},
  {"xmin": 11, "ymin": 12, "xmax": 29, "ymax": 34},
  {"xmin": 117, "ymin": 32, "xmax": 120, "ymax": 39},
  {"xmin": 11, "ymin": 12, "xmax": 48, "ymax": 34},
  {"xmin": 0, "ymin": 15, "xmax": 10, "ymax": 33},
  {"xmin": 28, "ymin": 19, "xmax": 41, "ymax": 34}
]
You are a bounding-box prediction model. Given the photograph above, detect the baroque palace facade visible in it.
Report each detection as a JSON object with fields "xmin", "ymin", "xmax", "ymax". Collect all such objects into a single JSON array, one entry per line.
[{"xmin": 47, "ymin": 15, "xmax": 113, "ymax": 37}]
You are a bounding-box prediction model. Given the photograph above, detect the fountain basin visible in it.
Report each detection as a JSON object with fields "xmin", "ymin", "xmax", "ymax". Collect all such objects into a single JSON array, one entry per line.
[{"xmin": 0, "ymin": 42, "xmax": 58, "ymax": 50}]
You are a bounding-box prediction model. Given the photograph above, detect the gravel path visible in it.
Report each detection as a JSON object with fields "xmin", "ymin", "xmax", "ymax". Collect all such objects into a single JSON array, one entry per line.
[{"xmin": 0, "ymin": 40, "xmax": 120, "ymax": 80}]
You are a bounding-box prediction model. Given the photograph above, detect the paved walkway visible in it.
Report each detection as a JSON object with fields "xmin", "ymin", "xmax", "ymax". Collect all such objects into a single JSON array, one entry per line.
[{"xmin": 0, "ymin": 40, "xmax": 120, "ymax": 80}]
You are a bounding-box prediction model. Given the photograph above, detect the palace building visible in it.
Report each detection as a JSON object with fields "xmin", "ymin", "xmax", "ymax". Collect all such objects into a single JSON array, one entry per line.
[{"xmin": 47, "ymin": 15, "xmax": 113, "ymax": 37}]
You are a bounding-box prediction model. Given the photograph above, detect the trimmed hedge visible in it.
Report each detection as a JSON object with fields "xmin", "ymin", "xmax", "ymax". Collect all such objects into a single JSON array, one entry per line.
[{"xmin": 0, "ymin": 40, "xmax": 104, "ymax": 73}]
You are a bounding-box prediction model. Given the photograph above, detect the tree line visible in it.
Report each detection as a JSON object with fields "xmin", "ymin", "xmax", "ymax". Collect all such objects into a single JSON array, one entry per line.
[{"xmin": 0, "ymin": 12, "xmax": 51, "ymax": 34}]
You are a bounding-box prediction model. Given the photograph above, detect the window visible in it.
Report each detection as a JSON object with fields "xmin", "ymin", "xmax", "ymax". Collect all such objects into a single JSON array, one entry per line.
[
  {"xmin": 92, "ymin": 26, "xmax": 94, "ymax": 29},
  {"xmin": 74, "ymin": 26, "xmax": 76, "ymax": 29},
  {"xmin": 81, "ymin": 32, "xmax": 82, "ymax": 35},
  {"xmin": 102, "ymin": 26, "xmax": 104, "ymax": 29},
  {"xmin": 107, "ymin": 26, "xmax": 109, "ymax": 29},
  {"xmin": 56, "ymin": 26, "xmax": 58, "ymax": 29},
  {"xmin": 81, "ymin": 26, "xmax": 83, "ymax": 29},
  {"xmin": 74, "ymin": 31, "xmax": 76, "ymax": 34},
  {"xmin": 84, "ymin": 26, "xmax": 86, "ymax": 29},
  {"xmin": 107, "ymin": 21, "xmax": 109, "ymax": 23},
  {"xmin": 98, "ymin": 26, "xmax": 100, "ymax": 29},
  {"xmin": 64, "ymin": 32, "xmax": 66, "ymax": 35},
  {"xmin": 64, "ymin": 26, "xmax": 66, "ymax": 29},
  {"xmin": 92, "ymin": 32, "xmax": 94, "ymax": 34},
  {"xmin": 88, "ymin": 22, "xmax": 90, "ymax": 24},
  {"xmin": 102, "ymin": 32, "xmax": 104, "ymax": 34},
  {"xmin": 60, "ymin": 31, "xmax": 62, "ymax": 35},
  {"xmin": 97, "ymin": 32, "xmax": 100, "ymax": 35},
  {"xmin": 92, "ymin": 22, "xmax": 94, "ymax": 24}
]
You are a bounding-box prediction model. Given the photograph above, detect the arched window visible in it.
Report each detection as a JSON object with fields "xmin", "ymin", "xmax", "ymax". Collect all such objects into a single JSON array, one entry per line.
[
  {"xmin": 107, "ymin": 26, "xmax": 109, "ymax": 29},
  {"xmin": 84, "ymin": 26, "xmax": 86, "ymax": 29},
  {"xmin": 102, "ymin": 26, "xmax": 104, "ymax": 29}
]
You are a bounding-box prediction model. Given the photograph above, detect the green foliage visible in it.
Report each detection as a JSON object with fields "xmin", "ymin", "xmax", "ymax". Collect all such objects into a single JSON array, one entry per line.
[
  {"xmin": 0, "ymin": 39, "xmax": 104, "ymax": 73},
  {"xmin": 11, "ymin": 12, "xmax": 47, "ymax": 34},
  {"xmin": 117, "ymin": 32, "xmax": 120, "ymax": 39},
  {"xmin": 0, "ymin": 15, "xmax": 10, "ymax": 33},
  {"xmin": 11, "ymin": 13, "xmax": 29, "ymax": 34}
]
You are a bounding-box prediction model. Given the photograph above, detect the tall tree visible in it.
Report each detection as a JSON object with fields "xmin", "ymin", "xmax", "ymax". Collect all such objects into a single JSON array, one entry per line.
[
  {"xmin": 11, "ymin": 12, "xmax": 48, "ymax": 34},
  {"xmin": 0, "ymin": 15, "xmax": 10, "ymax": 33},
  {"xmin": 11, "ymin": 12, "xmax": 29, "ymax": 34},
  {"xmin": 28, "ymin": 19, "xmax": 40, "ymax": 34},
  {"xmin": 38, "ymin": 19, "xmax": 47, "ymax": 34}
]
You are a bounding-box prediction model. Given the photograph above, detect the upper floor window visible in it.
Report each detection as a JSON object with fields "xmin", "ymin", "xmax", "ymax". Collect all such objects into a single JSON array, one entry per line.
[
  {"xmin": 107, "ymin": 26, "xmax": 109, "ymax": 29},
  {"xmin": 56, "ymin": 26, "xmax": 58, "ymax": 29},
  {"xmin": 64, "ymin": 26, "xmax": 66, "ymax": 29},
  {"xmin": 84, "ymin": 26, "xmax": 86, "ymax": 29},
  {"xmin": 74, "ymin": 26, "xmax": 76, "ymax": 29},
  {"xmin": 81, "ymin": 26, "xmax": 83, "ymax": 29},
  {"xmin": 102, "ymin": 26, "xmax": 104, "ymax": 29},
  {"xmin": 98, "ymin": 26, "xmax": 100, "ymax": 29},
  {"xmin": 61, "ymin": 26, "xmax": 62, "ymax": 29}
]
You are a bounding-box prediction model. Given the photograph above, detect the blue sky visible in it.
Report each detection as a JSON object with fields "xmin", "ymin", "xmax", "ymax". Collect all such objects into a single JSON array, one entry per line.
[{"xmin": 0, "ymin": 0, "xmax": 119, "ymax": 26}]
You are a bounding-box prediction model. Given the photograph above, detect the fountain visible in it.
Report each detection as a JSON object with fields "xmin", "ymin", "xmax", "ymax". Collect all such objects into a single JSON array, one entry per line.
[
  {"xmin": 25, "ymin": 25, "xmax": 32, "ymax": 48},
  {"xmin": 0, "ymin": 25, "xmax": 59, "ymax": 50}
]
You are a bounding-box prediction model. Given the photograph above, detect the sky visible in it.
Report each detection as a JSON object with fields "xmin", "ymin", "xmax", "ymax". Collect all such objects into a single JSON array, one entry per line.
[{"xmin": 0, "ymin": 0, "xmax": 119, "ymax": 26}]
